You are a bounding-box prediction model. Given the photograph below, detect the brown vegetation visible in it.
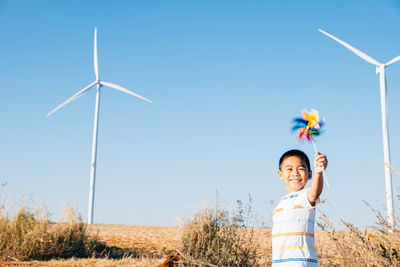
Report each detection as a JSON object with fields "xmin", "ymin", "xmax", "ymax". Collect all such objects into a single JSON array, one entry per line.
[
  {"xmin": 155, "ymin": 253, "xmax": 180, "ymax": 267},
  {"xmin": 0, "ymin": 204, "xmax": 98, "ymax": 261},
  {"xmin": 0, "ymin": 224, "xmax": 400, "ymax": 266},
  {"xmin": 1, "ymin": 200, "xmax": 399, "ymax": 266},
  {"xmin": 87, "ymin": 225, "xmax": 182, "ymax": 257},
  {"xmin": 180, "ymin": 200, "xmax": 262, "ymax": 266}
]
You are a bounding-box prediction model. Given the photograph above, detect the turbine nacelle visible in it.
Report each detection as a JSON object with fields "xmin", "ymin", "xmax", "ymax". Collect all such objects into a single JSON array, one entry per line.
[{"xmin": 376, "ymin": 65, "xmax": 385, "ymax": 75}]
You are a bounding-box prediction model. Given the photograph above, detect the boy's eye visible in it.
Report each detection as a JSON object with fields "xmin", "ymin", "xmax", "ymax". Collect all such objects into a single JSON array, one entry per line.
[{"xmin": 298, "ymin": 167, "xmax": 305, "ymax": 171}]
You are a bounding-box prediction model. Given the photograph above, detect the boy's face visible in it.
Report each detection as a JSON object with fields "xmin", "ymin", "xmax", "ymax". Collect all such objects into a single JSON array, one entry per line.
[{"xmin": 278, "ymin": 155, "xmax": 312, "ymax": 193}]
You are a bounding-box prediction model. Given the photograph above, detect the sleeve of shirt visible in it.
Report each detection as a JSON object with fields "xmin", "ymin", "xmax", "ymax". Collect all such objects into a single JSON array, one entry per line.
[{"xmin": 303, "ymin": 188, "xmax": 320, "ymax": 208}]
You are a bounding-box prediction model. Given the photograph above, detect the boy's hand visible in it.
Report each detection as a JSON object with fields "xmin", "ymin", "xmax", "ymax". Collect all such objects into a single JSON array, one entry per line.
[{"xmin": 314, "ymin": 152, "xmax": 328, "ymax": 174}]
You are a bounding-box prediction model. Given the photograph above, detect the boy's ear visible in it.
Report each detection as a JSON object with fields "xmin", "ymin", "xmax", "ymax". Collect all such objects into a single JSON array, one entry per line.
[
  {"xmin": 308, "ymin": 170, "xmax": 312, "ymax": 180},
  {"xmin": 278, "ymin": 170, "xmax": 283, "ymax": 180}
]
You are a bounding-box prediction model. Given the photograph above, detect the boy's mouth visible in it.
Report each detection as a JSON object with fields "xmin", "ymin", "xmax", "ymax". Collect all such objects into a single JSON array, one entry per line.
[{"xmin": 289, "ymin": 178, "xmax": 303, "ymax": 183}]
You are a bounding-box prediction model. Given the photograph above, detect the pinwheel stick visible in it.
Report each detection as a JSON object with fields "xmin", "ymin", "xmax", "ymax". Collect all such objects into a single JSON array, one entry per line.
[{"xmin": 311, "ymin": 139, "xmax": 330, "ymax": 188}]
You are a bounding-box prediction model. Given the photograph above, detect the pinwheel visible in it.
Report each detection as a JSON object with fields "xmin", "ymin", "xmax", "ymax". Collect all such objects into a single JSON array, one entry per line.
[
  {"xmin": 292, "ymin": 109, "xmax": 330, "ymax": 187},
  {"xmin": 292, "ymin": 109, "xmax": 325, "ymax": 141}
]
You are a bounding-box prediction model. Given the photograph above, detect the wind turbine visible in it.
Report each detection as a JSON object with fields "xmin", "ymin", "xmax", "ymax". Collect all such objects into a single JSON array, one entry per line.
[
  {"xmin": 47, "ymin": 28, "xmax": 153, "ymax": 224},
  {"xmin": 319, "ymin": 29, "xmax": 400, "ymax": 226}
]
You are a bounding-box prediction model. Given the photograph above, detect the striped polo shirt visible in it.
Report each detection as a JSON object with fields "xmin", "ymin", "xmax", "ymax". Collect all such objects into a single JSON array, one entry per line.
[{"xmin": 272, "ymin": 188, "xmax": 319, "ymax": 266}]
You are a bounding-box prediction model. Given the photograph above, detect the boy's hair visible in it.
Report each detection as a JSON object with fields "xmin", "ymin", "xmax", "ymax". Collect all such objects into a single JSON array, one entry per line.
[{"xmin": 279, "ymin": 149, "xmax": 311, "ymax": 171}]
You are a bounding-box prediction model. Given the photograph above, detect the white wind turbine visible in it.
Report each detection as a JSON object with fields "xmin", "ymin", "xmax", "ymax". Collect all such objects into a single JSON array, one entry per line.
[
  {"xmin": 47, "ymin": 28, "xmax": 153, "ymax": 224},
  {"xmin": 319, "ymin": 29, "xmax": 400, "ymax": 226}
]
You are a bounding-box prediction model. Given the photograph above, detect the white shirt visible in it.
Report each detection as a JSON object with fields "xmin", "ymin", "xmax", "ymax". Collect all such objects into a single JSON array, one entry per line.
[{"xmin": 272, "ymin": 188, "xmax": 319, "ymax": 266}]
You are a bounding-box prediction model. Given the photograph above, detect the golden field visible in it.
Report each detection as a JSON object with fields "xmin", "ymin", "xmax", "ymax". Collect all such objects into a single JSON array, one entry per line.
[
  {"xmin": 0, "ymin": 225, "xmax": 268, "ymax": 266},
  {"xmin": 1, "ymin": 224, "xmax": 398, "ymax": 266}
]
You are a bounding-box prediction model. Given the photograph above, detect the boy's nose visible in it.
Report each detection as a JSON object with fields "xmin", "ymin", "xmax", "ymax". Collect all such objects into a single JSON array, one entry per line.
[{"xmin": 290, "ymin": 170, "xmax": 300, "ymax": 176}]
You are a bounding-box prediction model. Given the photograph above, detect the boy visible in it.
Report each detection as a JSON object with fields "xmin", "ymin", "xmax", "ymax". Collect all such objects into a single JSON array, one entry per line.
[{"xmin": 272, "ymin": 149, "xmax": 327, "ymax": 266}]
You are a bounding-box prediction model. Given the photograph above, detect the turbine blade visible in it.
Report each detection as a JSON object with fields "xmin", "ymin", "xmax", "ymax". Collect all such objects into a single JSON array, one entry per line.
[
  {"xmin": 94, "ymin": 28, "xmax": 99, "ymax": 81},
  {"xmin": 100, "ymin": 81, "xmax": 153, "ymax": 103},
  {"xmin": 319, "ymin": 29, "xmax": 381, "ymax": 66},
  {"xmin": 385, "ymin": 55, "xmax": 400, "ymax": 67},
  {"xmin": 46, "ymin": 81, "xmax": 97, "ymax": 117}
]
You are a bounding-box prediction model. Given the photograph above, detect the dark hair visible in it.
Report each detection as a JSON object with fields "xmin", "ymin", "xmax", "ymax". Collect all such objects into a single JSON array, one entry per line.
[{"xmin": 279, "ymin": 149, "xmax": 311, "ymax": 170}]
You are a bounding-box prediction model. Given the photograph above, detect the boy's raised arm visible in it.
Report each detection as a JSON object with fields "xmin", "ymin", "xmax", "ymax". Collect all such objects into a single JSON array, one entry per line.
[{"xmin": 307, "ymin": 152, "xmax": 328, "ymax": 205}]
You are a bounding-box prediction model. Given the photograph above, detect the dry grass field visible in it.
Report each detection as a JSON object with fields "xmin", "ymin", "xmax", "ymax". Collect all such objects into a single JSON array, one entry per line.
[
  {"xmin": 1, "ymin": 202, "xmax": 399, "ymax": 266},
  {"xmin": 0, "ymin": 225, "xmax": 270, "ymax": 267},
  {"xmin": 2, "ymin": 224, "xmax": 399, "ymax": 266},
  {"xmin": 87, "ymin": 225, "xmax": 183, "ymax": 257}
]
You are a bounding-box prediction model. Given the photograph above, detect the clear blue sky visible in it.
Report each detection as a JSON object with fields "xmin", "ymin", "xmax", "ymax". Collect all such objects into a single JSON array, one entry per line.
[{"xmin": 0, "ymin": 0, "xmax": 399, "ymax": 228}]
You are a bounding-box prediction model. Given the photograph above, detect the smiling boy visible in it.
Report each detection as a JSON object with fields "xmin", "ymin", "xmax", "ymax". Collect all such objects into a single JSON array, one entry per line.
[{"xmin": 272, "ymin": 149, "xmax": 328, "ymax": 266}]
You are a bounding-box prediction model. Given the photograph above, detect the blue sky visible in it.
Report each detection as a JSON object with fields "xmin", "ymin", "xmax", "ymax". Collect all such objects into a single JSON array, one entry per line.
[{"xmin": 0, "ymin": 0, "xmax": 400, "ymax": 227}]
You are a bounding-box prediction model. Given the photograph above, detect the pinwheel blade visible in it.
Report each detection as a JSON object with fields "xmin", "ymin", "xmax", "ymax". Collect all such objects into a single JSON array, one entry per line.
[
  {"xmin": 385, "ymin": 55, "xmax": 400, "ymax": 67},
  {"xmin": 298, "ymin": 127, "xmax": 306, "ymax": 139},
  {"xmin": 100, "ymin": 81, "xmax": 153, "ymax": 103},
  {"xmin": 293, "ymin": 118, "xmax": 308, "ymax": 124},
  {"xmin": 292, "ymin": 118, "xmax": 308, "ymax": 131},
  {"xmin": 94, "ymin": 28, "xmax": 99, "ymax": 81},
  {"xmin": 319, "ymin": 29, "xmax": 381, "ymax": 66},
  {"xmin": 46, "ymin": 81, "xmax": 97, "ymax": 117}
]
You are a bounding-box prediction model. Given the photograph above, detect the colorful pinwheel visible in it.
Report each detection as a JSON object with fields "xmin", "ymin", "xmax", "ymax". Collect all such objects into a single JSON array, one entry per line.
[
  {"xmin": 291, "ymin": 109, "xmax": 330, "ymax": 187},
  {"xmin": 292, "ymin": 109, "xmax": 325, "ymax": 141}
]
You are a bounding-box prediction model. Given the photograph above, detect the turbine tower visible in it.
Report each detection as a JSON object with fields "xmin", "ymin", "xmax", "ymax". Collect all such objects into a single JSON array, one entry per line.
[
  {"xmin": 319, "ymin": 29, "xmax": 400, "ymax": 226},
  {"xmin": 47, "ymin": 28, "xmax": 153, "ymax": 224}
]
